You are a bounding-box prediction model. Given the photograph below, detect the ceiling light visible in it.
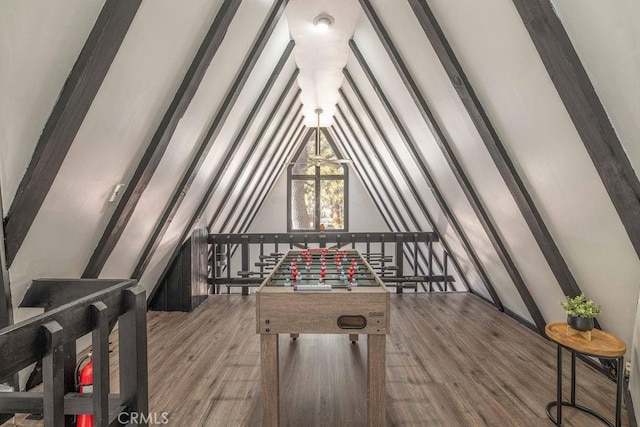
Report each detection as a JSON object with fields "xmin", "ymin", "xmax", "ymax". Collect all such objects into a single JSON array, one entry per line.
[{"xmin": 313, "ymin": 13, "xmax": 334, "ymax": 31}]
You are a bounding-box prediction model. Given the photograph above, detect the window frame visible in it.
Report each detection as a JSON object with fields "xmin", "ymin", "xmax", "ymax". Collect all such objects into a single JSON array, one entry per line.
[{"xmin": 287, "ymin": 128, "xmax": 349, "ymax": 232}]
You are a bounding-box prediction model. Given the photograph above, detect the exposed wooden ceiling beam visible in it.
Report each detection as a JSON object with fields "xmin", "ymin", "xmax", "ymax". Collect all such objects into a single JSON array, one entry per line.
[
  {"xmin": 84, "ymin": 0, "xmax": 287, "ymax": 278},
  {"xmin": 206, "ymin": 80, "xmax": 301, "ymax": 231},
  {"xmin": 512, "ymin": 0, "xmax": 640, "ymax": 259},
  {"xmin": 341, "ymin": 83, "xmax": 492, "ymax": 301},
  {"xmin": 334, "ymin": 105, "xmax": 453, "ymax": 291},
  {"xmin": 0, "ymin": 187, "xmax": 18, "ymax": 392},
  {"xmin": 218, "ymin": 123, "xmax": 308, "ymax": 273},
  {"xmin": 345, "ymin": 53, "xmax": 505, "ymax": 310},
  {"xmin": 4, "ymin": 0, "xmax": 142, "ymax": 266},
  {"xmin": 131, "ymin": 41, "xmax": 295, "ymax": 279},
  {"xmin": 224, "ymin": 112, "xmax": 305, "ymax": 233},
  {"xmin": 403, "ymin": 0, "xmax": 585, "ymax": 301},
  {"xmin": 237, "ymin": 125, "xmax": 310, "ymax": 233},
  {"xmin": 350, "ymin": 5, "xmax": 546, "ymax": 334},
  {"xmin": 147, "ymin": 107, "xmax": 304, "ymax": 305},
  {"xmin": 332, "ymin": 119, "xmax": 405, "ymax": 236},
  {"xmin": 335, "ymin": 98, "xmax": 464, "ymax": 291},
  {"xmin": 80, "ymin": 0, "xmax": 242, "ymax": 277},
  {"xmin": 328, "ymin": 125, "xmax": 435, "ymax": 286}
]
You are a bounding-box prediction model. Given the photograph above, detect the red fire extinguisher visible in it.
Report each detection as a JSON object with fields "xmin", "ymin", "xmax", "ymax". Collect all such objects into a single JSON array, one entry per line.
[{"xmin": 75, "ymin": 353, "xmax": 93, "ymax": 427}]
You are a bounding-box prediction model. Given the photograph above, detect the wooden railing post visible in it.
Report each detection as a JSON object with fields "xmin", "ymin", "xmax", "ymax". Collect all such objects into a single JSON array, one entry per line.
[
  {"xmin": 42, "ymin": 321, "xmax": 64, "ymax": 427},
  {"xmin": 241, "ymin": 235, "xmax": 249, "ymax": 295},
  {"xmin": 395, "ymin": 234, "xmax": 404, "ymax": 294},
  {"xmin": 119, "ymin": 286, "xmax": 148, "ymax": 425},
  {"xmin": 444, "ymin": 251, "xmax": 449, "ymax": 292},
  {"xmin": 428, "ymin": 239, "xmax": 434, "ymax": 292},
  {"xmin": 91, "ymin": 302, "xmax": 109, "ymax": 427}
]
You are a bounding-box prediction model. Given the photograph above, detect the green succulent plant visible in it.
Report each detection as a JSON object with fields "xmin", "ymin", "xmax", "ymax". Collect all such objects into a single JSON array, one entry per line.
[{"xmin": 560, "ymin": 293, "xmax": 601, "ymax": 319}]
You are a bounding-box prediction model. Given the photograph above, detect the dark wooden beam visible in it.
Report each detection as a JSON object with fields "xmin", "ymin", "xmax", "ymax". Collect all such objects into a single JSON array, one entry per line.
[
  {"xmin": 511, "ymin": 0, "xmax": 640, "ymax": 259},
  {"xmin": 131, "ymin": 41, "xmax": 295, "ymax": 279},
  {"xmin": 0, "ymin": 186, "xmax": 18, "ymax": 394},
  {"xmin": 0, "ymin": 191, "xmax": 12, "ymax": 331},
  {"xmin": 146, "ymin": 109, "xmax": 302, "ymax": 303},
  {"xmin": 343, "ymin": 63, "xmax": 502, "ymax": 308},
  {"xmin": 224, "ymin": 113, "xmax": 306, "ymax": 233},
  {"xmin": 340, "ymin": 85, "xmax": 485, "ymax": 298},
  {"xmin": 333, "ymin": 111, "xmax": 450, "ymax": 289},
  {"xmin": 327, "ymin": 126, "xmax": 430, "ymax": 280},
  {"xmin": 219, "ymin": 124, "xmax": 307, "ymax": 268},
  {"xmin": 235, "ymin": 124, "xmax": 309, "ymax": 233},
  {"xmin": 19, "ymin": 279, "xmax": 126, "ymax": 310},
  {"xmin": 399, "ymin": 0, "xmax": 583, "ymax": 299},
  {"xmin": 349, "ymin": 40, "xmax": 543, "ymax": 330},
  {"xmin": 218, "ymin": 115, "xmax": 308, "ymax": 270},
  {"xmin": 331, "ymin": 124, "xmax": 408, "ymax": 232},
  {"xmin": 81, "ymin": 0, "xmax": 243, "ymax": 278},
  {"xmin": 224, "ymin": 112, "xmax": 304, "ymax": 233},
  {"xmin": 206, "ymin": 79, "xmax": 301, "ymax": 230},
  {"xmin": 4, "ymin": 0, "xmax": 142, "ymax": 267},
  {"xmin": 335, "ymin": 104, "xmax": 451, "ymax": 288}
]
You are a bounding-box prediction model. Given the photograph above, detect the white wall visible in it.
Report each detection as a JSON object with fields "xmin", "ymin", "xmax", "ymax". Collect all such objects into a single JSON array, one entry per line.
[
  {"xmin": 549, "ymin": 1, "xmax": 640, "ymax": 420},
  {"xmin": 356, "ymin": 0, "xmax": 640, "ymax": 347}
]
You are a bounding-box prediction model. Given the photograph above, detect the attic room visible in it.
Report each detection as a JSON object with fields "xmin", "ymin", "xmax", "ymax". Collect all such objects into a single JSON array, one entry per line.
[{"xmin": 0, "ymin": 0, "xmax": 638, "ymax": 425}]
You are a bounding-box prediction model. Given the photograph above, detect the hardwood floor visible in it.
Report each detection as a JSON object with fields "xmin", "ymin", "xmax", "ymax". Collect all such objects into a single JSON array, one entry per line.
[{"xmin": 4, "ymin": 293, "xmax": 630, "ymax": 426}]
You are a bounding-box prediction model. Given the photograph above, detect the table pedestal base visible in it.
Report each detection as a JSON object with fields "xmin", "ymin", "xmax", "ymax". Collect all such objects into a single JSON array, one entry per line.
[
  {"xmin": 547, "ymin": 343, "xmax": 624, "ymax": 427},
  {"xmin": 546, "ymin": 401, "xmax": 613, "ymax": 427}
]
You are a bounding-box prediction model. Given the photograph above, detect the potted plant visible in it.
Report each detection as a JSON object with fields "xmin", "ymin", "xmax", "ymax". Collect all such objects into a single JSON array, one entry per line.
[{"xmin": 560, "ymin": 293, "xmax": 601, "ymax": 331}]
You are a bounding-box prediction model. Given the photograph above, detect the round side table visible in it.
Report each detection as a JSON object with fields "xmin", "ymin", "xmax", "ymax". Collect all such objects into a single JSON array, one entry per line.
[{"xmin": 545, "ymin": 322, "xmax": 626, "ymax": 427}]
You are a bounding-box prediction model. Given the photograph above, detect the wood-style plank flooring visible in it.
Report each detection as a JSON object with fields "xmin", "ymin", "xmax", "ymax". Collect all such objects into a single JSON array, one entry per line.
[{"xmin": 4, "ymin": 293, "xmax": 630, "ymax": 426}]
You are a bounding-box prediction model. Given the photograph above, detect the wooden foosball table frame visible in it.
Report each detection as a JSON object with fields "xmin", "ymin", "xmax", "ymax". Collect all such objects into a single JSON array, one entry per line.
[{"xmin": 256, "ymin": 249, "xmax": 390, "ymax": 426}]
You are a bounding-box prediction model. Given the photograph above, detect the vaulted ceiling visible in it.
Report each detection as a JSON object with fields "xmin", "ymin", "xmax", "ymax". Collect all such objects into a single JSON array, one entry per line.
[{"xmin": 1, "ymin": 0, "xmax": 639, "ymax": 352}]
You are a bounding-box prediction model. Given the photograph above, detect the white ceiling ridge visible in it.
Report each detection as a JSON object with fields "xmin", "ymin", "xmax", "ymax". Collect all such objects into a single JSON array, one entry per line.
[{"xmin": 285, "ymin": 0, "xmax": 362, "ymax": 127}]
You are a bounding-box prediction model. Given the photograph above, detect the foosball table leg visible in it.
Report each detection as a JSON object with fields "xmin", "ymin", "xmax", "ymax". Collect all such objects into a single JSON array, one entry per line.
[
  {"xmin": 261, "ymin": 334, "xmax": 280, "ymax": 427},
  {"xmin": 367, "ymin": 334, "xmax": 386, "ymax": 426}
]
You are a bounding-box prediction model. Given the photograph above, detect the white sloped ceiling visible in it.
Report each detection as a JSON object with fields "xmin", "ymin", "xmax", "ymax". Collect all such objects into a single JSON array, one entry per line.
[
  {"xmin": 0, "ymin": 0, "xmax": 106, "ymax": 209},
  {"xmin": 1, "ymin": 0, "xmax": 638, "ymax": 355}
]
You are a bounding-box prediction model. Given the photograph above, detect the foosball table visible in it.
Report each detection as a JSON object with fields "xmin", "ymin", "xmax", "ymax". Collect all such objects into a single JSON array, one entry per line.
[{"xmin": 256, "ymin": 248, "xmax": 390, "ymax": 426}]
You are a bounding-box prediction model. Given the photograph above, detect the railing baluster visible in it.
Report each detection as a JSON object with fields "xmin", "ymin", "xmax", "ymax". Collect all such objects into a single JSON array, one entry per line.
[
  {"xmin": 42, "ymin": 321, "xmax": 64, "ymax": 427},
  {"xmin": 444, "ymin": 251, "xmax": 449, "ymax": 292},
  {"xmin": 91, "ymin": 302, "xmax": 109, "ymax": 427},
  {"xmin": 428, "ymin": 238, "xmax": 433, "ymax": 292},
  {"xmin": 119, "ymin": 286, "xmax": 148, "ymax": 425},
  {"xmin": 226, "ymin": 237, "xmax": 231, "ymax": 294},
  {"xmin": 206, "ymin": 232, "xmax": 457, "ymax": 293},
  {"xmin": 259, "ymin": 235, "xmax": 265, "ymax": 278}
]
